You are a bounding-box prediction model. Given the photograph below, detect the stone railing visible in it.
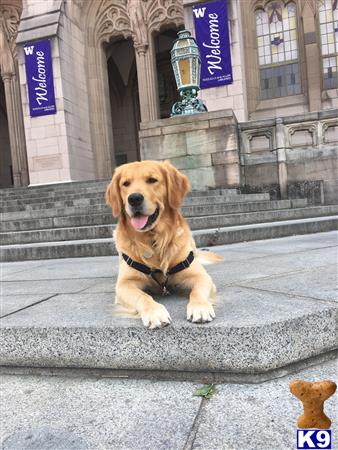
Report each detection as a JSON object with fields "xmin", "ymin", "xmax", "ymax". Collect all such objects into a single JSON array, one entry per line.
[{"xmin": 238, "ymin": 109, "xmax": 338, "ymax": 204}]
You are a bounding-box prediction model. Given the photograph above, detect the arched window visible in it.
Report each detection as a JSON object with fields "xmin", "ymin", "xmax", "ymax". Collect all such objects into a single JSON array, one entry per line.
[
  {"xmin": 318, "ymin": 0, "xmax": 338, "ymax": 89},
  {"xmin": 255, "ymin": 1, "xmax": 301, "ymax": 99}
]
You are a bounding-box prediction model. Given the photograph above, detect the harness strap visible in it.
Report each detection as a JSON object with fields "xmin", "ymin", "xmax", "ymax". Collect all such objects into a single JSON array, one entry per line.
[
  {"xmin": 122, "ymin": 251, "xmax": 194, "ymax": 294},
  {"xmin": 167, "ymin": 251, "xmax": 194, "ymax": 275},
  {"xmin": 122, "ymin": 254, "xmax": 161, "ymax": 276}
]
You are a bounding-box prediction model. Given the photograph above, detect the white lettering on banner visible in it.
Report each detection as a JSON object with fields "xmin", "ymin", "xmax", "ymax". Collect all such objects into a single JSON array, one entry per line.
[
  {"xmin": 24, "ymin": 46, "xmax": 34, "ymax": 55},
  {"xmin": 202, "ymin": 13, "xmax": 222, "ymax": 75},
  {"xmin": 31, "ymin": 50, "xmax": 48, "ymax": 105},
  {"xmin": 193, "ymin": 7, "xmax": 206, "ymax": 18}
]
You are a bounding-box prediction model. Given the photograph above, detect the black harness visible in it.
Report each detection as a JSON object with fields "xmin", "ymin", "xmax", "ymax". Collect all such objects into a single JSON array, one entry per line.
[{"xmin": 122, "ymin": 251, "xmax": 194, "ymax": 295}]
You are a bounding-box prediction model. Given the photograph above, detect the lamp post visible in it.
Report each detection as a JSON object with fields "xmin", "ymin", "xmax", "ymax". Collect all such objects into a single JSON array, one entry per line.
[{"xmin": 171, "ymin": 30, "xmax": 207, "ymax": 116}]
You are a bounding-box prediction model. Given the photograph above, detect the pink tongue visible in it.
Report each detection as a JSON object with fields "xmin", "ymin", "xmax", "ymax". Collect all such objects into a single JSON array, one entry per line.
[{"xmin": 130, "ymin": 215, "xmax": 149, "ymax": 230}]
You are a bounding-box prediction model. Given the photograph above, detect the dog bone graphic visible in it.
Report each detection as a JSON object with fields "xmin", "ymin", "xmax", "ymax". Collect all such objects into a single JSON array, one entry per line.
[{"xmin": 289, "ymin": 379, "xmax": 337, "ymax": 429}]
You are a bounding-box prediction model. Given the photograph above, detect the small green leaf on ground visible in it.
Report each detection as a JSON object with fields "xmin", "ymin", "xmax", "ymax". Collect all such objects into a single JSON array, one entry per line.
[{"xmin": 193, "ymin": 384, "xmax": 217, "ymax": 399}]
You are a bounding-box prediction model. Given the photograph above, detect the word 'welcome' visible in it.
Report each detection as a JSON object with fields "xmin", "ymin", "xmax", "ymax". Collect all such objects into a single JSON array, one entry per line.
[
  {"xmin": 32, "ymin": 51, "xmax": 48, "ymax": 106},
  {"xmin": 202, "ymin": 13, "xmax": 222, "ymax": 76}
]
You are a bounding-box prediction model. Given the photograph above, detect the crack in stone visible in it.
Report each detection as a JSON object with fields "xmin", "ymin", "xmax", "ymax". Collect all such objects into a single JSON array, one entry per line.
[
  {"xmin": 0, "ymin": 294, "xmax": 59, "ymax": 319},
  {"xmin": 183, "ymin": 396, "xmax": 209, "ymax": 450}
]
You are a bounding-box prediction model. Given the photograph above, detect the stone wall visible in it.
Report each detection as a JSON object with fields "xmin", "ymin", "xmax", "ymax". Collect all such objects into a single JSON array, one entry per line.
[
  {"xmin": 58, "ymin": 1, "xmax": 94, "ymax": 181},
  {"xmin": 239, "ymin": 109, "xmax": 338, "ymax": 204},
  {"xmin": 17, "ymin": 0, "xmax": 95, "ymax": 185},
  {"xmin": 139, "ymin": 109, "xmax": 240, "ymax": 190}
]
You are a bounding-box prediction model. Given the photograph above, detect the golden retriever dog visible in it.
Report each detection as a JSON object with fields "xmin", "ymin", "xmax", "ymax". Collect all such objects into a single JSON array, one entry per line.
[{"xmin": 105, "ymin": 160, "xmax": 223, "ymax": 329}]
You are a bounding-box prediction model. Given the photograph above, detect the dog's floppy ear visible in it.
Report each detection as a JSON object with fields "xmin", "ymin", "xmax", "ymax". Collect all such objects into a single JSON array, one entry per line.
[
  {"xmin": 162, "ymin": 160, "xmax": 191, "ymax": 209},
  {"xmin": 105, "ymin": 169, "xmax": 122, "ymax": 217}
]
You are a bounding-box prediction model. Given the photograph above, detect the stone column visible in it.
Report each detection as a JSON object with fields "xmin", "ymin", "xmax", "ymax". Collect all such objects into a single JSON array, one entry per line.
[
  {"xmin": 275, "ymin": 118, "xmax": 288, "ymax": 199},
  {"xmin": 2, "ymin": 72, "xmax": 29, "ymax": 186},
  {"xmin": 0, "ymin": 1, "xmax": 29, "ymax": 186},
  {"xmin": 127, "ymin": 0, "xmax": 160, "ymax": 122},
  {"xmin": 302, "ymin": 0, "xmax": 321, "ymax": 111},
  {"xmin": 134, "ymin": 43, "xmax": 160, "ymax": 122}
]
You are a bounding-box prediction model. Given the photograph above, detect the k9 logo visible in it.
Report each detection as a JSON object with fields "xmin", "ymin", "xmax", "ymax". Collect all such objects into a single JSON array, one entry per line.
[{"xmin": 297, "ymin": 429, "xmax": 332, "ymax": 449}]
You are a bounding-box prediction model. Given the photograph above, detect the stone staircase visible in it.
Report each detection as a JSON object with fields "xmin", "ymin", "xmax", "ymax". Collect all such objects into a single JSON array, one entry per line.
[{"xmin": 1, "ymin": 180, "xmax": 338, "ymax": 261}]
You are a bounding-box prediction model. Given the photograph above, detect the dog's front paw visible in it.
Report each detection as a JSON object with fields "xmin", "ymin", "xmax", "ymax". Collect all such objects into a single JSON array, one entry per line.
[
  {"xmin": 141, "ymin": 303, "xmax": 171, "ymax": 329},
  {"xmin": 187, "ymin": 301, "xmax": 215, "ymax": 323}
]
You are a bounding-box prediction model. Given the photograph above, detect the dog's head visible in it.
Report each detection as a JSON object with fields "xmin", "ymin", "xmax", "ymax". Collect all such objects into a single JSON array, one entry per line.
[{"xmin": 105, "ymin": 160, "xmax": 190, "ymax": 232}]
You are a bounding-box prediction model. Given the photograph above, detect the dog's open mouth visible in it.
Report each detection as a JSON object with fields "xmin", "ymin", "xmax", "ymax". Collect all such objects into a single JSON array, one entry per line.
[{"xmin": 130, "ymin": 207, "xmax": 159, "ymax": 231}]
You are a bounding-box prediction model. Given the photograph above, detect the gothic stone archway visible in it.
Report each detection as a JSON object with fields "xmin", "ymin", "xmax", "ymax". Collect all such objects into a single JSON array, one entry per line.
[{"xmin": 82, "ymin": 0, "xmax": 183, "ymax": 179}]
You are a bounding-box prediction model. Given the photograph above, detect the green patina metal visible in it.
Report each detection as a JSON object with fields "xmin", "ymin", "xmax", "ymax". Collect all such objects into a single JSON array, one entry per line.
[{"xmin": 171, "ymin": 30, "xmax": 207, "ymax": 116}]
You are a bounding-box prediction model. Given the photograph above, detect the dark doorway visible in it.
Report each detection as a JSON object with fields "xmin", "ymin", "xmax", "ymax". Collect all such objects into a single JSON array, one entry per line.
[
  {"xmin": 107, "ymin": 39, "xmax": 141, "ymax": 166},
  {"xmin": 154, "ymin": 29, "xmax": 181, "ymax": 119},
  {"xmin": 0, "ymin": 78, "xmax": 13, "ymax": 187}
]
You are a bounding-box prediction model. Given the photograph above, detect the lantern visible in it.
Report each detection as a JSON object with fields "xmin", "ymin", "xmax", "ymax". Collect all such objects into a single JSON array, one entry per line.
[{"xmin": 170, "ymin": 30, "xmax": 207, "ymax": 116}]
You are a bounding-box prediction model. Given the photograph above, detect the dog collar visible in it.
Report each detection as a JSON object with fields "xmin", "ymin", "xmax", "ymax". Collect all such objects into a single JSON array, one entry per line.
[{"xmin": 121, "ymin": 251, "xmax": 194, "ymax": 295}]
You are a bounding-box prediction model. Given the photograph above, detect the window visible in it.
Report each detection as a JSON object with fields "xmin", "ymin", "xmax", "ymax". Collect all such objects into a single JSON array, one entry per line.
[
  {"xmin": 255, "ymin": 1, "xmax": 301, "ymax": 99},
  {"xmin": 318, "ymin": 0, "xmax": 338, "ymax": 89}
]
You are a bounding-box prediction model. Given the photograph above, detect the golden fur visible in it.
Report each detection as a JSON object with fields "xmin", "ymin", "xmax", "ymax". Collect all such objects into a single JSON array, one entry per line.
[{"xmin": 105, "ymin": 160, "xmax": 223, "ymax": 329}]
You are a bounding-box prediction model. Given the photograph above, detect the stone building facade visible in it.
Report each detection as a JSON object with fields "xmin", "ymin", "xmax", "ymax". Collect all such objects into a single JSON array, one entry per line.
[{"xmin": 0, "ymin": 0, "xmax": 337, "ymax": 202}]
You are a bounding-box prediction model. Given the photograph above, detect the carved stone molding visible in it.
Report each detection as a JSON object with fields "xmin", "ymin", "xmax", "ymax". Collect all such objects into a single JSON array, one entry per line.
[
  {"xmin": 321, "ymin": 118, "xmax": 338, "ymax": 144},
  {"xmin": 0, "ymin": 2, "xmax": 21, "ymax": 78},
  {"xmin": 145, "ymin": 0, "xmax": 183, "ymax": 34},
  {"xmin": 251, "ymin": 0, "xmax": 297, "ymax": 12},
  {"xmin": 95, "ymin": 2, "xmax": 132, "ymax": 46},
  {"xmin": 321, "ymin": 118, "xmax": 338, "ymax": 132},
  {"xmin": 287, "ymin": 122, "xmax": 317, "ymax": 135},
  {"xmin": 242, "ymin": 128, "xmax": 275, "ymax": 153},
  {"xmin": 93, "ymin": 0, "xmax": 183, "ymax": 51},
  {"xmin": 286, "ymin": 122, "xmax": 318, "ymax": 147}
]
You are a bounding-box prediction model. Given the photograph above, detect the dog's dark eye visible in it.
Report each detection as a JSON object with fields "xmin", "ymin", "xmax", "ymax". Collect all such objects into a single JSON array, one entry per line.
[
  {"xmin": 146, "ymin": 177, "xmax": 158, "ymax": 184},
  {"xmin": 122, "ymin": 180, "xmax": 130, "ymax": 187}
]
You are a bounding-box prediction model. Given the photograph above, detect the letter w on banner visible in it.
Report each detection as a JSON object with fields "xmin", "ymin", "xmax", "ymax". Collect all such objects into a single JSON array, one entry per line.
[
  {"xmin": 193, "ymin": 0, "xmax": 233, "ymax": 89},
  {"xmin": 23, "ymin": 39, "xmax": 57, "ymax": 117}
]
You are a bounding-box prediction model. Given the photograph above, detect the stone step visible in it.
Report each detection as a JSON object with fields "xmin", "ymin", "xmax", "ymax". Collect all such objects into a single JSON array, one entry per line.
[
  {"xmin": 1, "ymin": 190, "xmax": 109, "ymax": 207},
  {"xmin": 0, "ymin": 202, "xmax": 326, "ymax": 245},
  {"xmin": 1, "ymin": 259, "xmax": 336, "ymax": 374},
  {"xmin": 0, "ymin": 199, "xmax": 307, "ymax": 233},
  {"xmin": 188, "ymin": 204, "xmax": 338, "ymax": 230},
  {"xmin": 1, "ymin": 194, "xmax": 272, "ymax": 221},
  {"xmin": 0, "ymin": 180, "xmax": 110, "ymax": 198},
  {"xmin": 0, "ymin": 182, "xmax": 238, "ymax": 200},
  {"xmin": 1, "ymin": 192, "xmax": 268, "ymax": 214},
  {"xmin": 1, "ymin": 224, "xmax": 116, "ymax": 245},
  {"xmin": 0, "ymin": 189, "xmax": 244, "ymax": 210},
  {"xmin": 1, "ymin": 215, "xmax": 337, "ymax": 261}
]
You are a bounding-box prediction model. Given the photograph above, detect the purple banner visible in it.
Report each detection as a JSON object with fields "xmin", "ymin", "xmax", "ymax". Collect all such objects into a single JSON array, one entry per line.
[
  {"xmin": 24, "ymin": 39, "xmax": 56, "ymax": 117},
  {"xmin": 193, "ymin": 0, "xmax": 233, "ymax": 89}
]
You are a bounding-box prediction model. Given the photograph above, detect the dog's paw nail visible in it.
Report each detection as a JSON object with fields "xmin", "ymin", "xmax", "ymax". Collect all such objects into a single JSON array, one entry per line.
[
  {"xmin": 142, "ymin": 304, "xmax": 171, "ymax": 329},
  {"xmin": 187, "ymin": 303, "xmax": 215, "ymax": 324}
]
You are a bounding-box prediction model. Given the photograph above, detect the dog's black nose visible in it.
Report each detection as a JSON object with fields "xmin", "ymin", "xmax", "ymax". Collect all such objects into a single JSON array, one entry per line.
[{"xmin": 128, "ymin": 193, "xmax": 144, "ymax": 207}]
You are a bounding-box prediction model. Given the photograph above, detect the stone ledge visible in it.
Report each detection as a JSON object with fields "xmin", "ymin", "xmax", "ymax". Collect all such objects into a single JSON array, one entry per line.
[
  {"xmin": 139, "ymin": 109, "xmax": 235, "ymax": 131},
  {"xmin": 239, "ymin": 108, "xmax": 338, "ymax": 130},
  {"xmin": 1, "ymin": 286, "xmax": 337, "ymax": 374}
]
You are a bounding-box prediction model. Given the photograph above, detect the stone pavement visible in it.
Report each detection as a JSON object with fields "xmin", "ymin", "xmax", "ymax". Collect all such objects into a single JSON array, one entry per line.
[
  {"xmin": 1, "ymin": 232, "xmax": 338, "ymax": 449},
  {"xmin": 1, "ymin": 231, "xmax": 337, "ymax": 377},
  {"xmin": 1, "ymin": 360, "xmax": 337, "ymax": 450}
]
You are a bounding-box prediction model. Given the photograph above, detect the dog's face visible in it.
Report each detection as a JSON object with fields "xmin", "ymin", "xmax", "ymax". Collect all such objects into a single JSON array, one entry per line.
[{"xmin": 105, "ymin": 160, "xmax": 190, "ymax": 232}]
